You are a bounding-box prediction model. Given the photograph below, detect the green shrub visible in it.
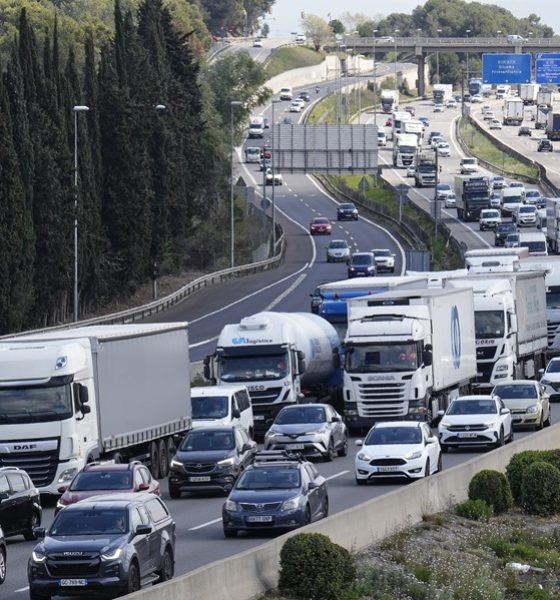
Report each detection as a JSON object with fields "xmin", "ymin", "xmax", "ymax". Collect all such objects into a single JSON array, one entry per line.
[
  {"xmin": 456, "ymin": 498, "xmax": 494, "ymax": 521},
  {"xmin": 521, "ymin": 461, "xmax": 560, "ymax": 516},
  {"xmin": 279, "ymin": 533, "xmax": 356, "ymax": 600},
  {"xmin": 506, "ymin": 450, "xmax": 558, "ymax": 503},
  {"xmin": 468, "ymin": 469, "xmax": 513, "ymax": 514}
]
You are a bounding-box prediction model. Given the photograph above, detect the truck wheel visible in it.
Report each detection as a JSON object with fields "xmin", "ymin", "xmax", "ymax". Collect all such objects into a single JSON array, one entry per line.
[
  {"xmin": 158, "ymin": 438, "xmax": 169, "ymax": 478},
  {"xmin": 150, "ymin": 441, "xmax": 160, "ymax": 480},
  {"xmin": 166, "ymin": 437, "xmax": 176, "ymax": 461}
]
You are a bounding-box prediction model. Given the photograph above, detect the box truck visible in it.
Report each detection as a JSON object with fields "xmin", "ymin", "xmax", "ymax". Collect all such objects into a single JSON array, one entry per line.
[
  {"xmin": 204, "ymin": 313, "xmax": 342, "ymax": 436},
  {"xmin": 0, "ymin": 324, "xmax": 192, "ymax": 494},
  {"xmin": 454, "ymin": 174, "xmax": 491, "ymax": 221},
  {"xmin": 343, "ymin": 288, "xmax": 477, "ymax": 429},
  {"xmin": 503, "ymin": 97, "xmax": 524, "ymax": 125},
  {"xmin": 520, "ymin": 83, "xmax": 539, "ymax": 105}
]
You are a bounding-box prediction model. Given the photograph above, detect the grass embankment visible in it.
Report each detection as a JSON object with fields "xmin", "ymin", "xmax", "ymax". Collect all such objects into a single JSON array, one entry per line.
[
  {"xmin": 307, "ymin": 87, "xmax": 376, "ymax": 125},
  {"xmin": 459, "ymin": 119, "xmax": 539, "ymax": 180},
  {"xmin": 265, "ymin": 47, "xmax": 324, "ymax": 78}
]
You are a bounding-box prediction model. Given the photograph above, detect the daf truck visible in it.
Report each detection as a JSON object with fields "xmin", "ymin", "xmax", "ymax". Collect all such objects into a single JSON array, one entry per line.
[
  {"xmin": 392, "ymin": 133, "xmax": 419, "ymax": 168},
  {"xmin": 455, "ymin": 174, "xmax": 491, "ymax": 221},
  {"xmin": 204, "ymin": 312, "xmax": 342, "ymax": 436},
  {"xmin": 0, "ymin": 324, "xmax": 192, "ymax": 494},
  {"xmin": 503, "ymin": 97, "xmax": 524, "ymax": 125},
  {"xmin": 343, "ymin": 288, "xmax": 477, "ymax": 430}
]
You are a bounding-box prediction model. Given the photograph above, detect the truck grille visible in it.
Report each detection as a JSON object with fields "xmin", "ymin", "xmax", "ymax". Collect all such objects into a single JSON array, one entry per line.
[
  {"xmin": 357, "ymin": 382, "xmax": 407, "ymax": 417},
  {"xmin": 475, "ymin": 363, "xmax": 494, "ymax": 384},
  {"xmin": 248, "ymin": 388, "xmax": 283, "ymax": 405},
  {"xmin": 0, "ymin": 443, "xmax": 59, "ymax": 488},
  {"xmin": 476, "ymin": 346, "xmax": 496, "ymax": 360}
]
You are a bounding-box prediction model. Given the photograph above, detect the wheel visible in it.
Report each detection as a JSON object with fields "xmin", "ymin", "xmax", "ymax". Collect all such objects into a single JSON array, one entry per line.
[
  {"xmin": 356, "ymin": 478, "xmax": 367, "ymax": 486},
  {"xmin": 437, "ymin": 452, "xmax": 443, "ymax": 473},
  {"xmin": 441, "ymin": 443, "xmax": 449, "ymax": 454},
  {"xmin": 24, "ymin": 510, "xmax": 41, "ymax": 541},
  {"xmin": 303, "ymin": 504, "xmax": 311, "ymax": 525},
  {"xmin": 158, "ymin": 438, "xmax": 169, "ymax": 478},
  {"xmin": 166, "ymin": 436, "xmax": 176, "ymax": 461},
  {"xmin": 0, "ymin": 546, "xmax": 5, "ymax": 584},
  {"xmin": 156, "ymin": 547, "xmax": 174, "ymax": 583},
  {"xmin": 150, "ymin": 441, "xmax": 160, "ymax": 480},
  {"xmin": 223, "ymin": 527, "xmax": 238, "ymax": 538},
  {"xmin": 508, "ymin": 427, "xmax": 515, "ymax": 443},
  {"xmin": 111, "ymin": 451, "xmax": 124, "ymax": 463},
  {"xmin": 424, "ymin": 458, "xmax": 431, "ymax": 478},
  {"xmin": 545, "ymin": 409, "xmax": 552, "ymax": 427},
  {"xmin": 323, "ymin": 496, "xmax": 329, "ymax": 518},
  {"xmin": 325, "ymin": 438, "xmax": 335, "ymax": 462},
  {"xmin": 126, "ymin": 562, "xmax": 141, "ymax": 595},
  {"xmin": 536, "ymin": 413, "xmax": 544, "ymax": 431},
  {"xmin": 495, "ymin": 428, "xmax": 505, "ymax": 448},
  {"xmin": 338, "ymin": 435, "xmax": 348, "ymax": 457},
  {"xmin": 168, "ymin": 484, "xmax": 181, "ymax": 499},
  {"xmin": 29, "ymin": 592, "xmax": 50, "ymax": 600}
]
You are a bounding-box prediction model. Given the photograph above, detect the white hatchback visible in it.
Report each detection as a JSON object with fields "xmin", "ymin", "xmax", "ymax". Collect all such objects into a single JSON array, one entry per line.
[{"xmin": 355, "ymin": 421, "xmax": 441, "ymax": 484}]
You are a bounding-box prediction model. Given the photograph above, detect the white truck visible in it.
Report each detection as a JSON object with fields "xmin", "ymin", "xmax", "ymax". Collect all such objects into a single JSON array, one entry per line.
[
  {"xmin": 248, "ymin": 115, "xmax": 265, "ymax": 138},
  {"xmin": 496, "ymin": 84, "xmax": 511, "ymax": 99},
  {"xmin": 343, "ymin": 288, "xmax": 476, "ymax": 430},
  {"xmin": 432, "ymin": 83, "xmax": 453, "ymax": 105},
  {"xmin": 520, "ymin": 83, "xmax": 539, "ymax": 105},
  {"xmin": 204, "ymin": 312, "xmax": 342, "ymax": 436},
  {"xmin": 536, "ymin": 105, "xmax": 549, "ymax": 129},
  {"xmin": 546, "ymin": 198, "xmax": 560, "ymax": 254},
  {"xmin": 0, "ymin": 324, "xmax": 191, "ymax": 494},
  {"xmin": 381, "ymin": 89, "xmax": 399, "ymax": 113},
  {"xmin": 401, "ymin": 119, "xmax": 424, "ymax": 144},
  {"xmin": 414, "ymin": 153, "xmax": 438, "ymax": 187},
  {"xmin": 537, "ymin": 88, "xmax": 554, "ymax": 107},
  {"xmin": 392, "ymin": 133, "xmax": 419, "ymax": 168},
  {"xmin": 501, "ymin": 187, "xmax": 525, "ymax": 217},
  {"xmin": 503, "ymin": 97, "xmax": 524, "ymax": 125},
  {"xmin": 389, "ymin": 110, "xmax": 411, "ymax": 140}
]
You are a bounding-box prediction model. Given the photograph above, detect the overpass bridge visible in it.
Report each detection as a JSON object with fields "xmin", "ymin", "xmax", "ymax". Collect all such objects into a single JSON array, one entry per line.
[{"xmin": 325, "ymin": 37, "xmax": 560, "ymax": 96}]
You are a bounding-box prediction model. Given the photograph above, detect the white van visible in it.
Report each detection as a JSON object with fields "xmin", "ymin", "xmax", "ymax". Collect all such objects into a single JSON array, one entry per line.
[
  {"xmin": 518, "ymin": 231, "xmax": 548, "ymax": 256},
  {"xmin": 245, "ymin": 146, "xmax": 261, "ymax": 163},
  {"xmin": 279, "ymin": 87, "xmax": 293, "ymax": 101},
  {"xmin": 460, "ymin": 157, "xmax": 478, "ymax": 174},
  {"xmin": 248, "ymin": 116, "xmax": 265, "ymax": 138},
  {"xmin": 507, "ymin": 34, "xmax": 527, "ymax": 44},
  {"xmin": 377, "ymin": 127, "xmax": 387, "ymax": 147},
  {"xmin": 191, "ymin": 385, "xmax": 255, "ymax": 438}
]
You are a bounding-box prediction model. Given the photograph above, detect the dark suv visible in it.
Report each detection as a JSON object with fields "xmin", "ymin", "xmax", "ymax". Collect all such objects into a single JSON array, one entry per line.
[
  {"xmin": 0, "ymin": 526, "xmax": 6, "ymax": 585},
  {"xmin": 337, "ymin": 202, "xmax": 359, "ymax": 221},
  {"xmin": 28, "ymin": 493, "xmax": 175, "ymax": 598},
  {"xmin": 0, "ymin": 466, "xmax": 42, "ymax": 540},
  {"xmin": 494, "ymin": 222, "xmax": 517, "ymax": 247},
  {"xmin": 168, "ymin": 426, "xmax": 257, "ymax": 498},
  {"xmin": 348, "ymin": 252, "xmax": 377, "ymax": 278},
  {"xmin": 538, "ymin": 139, "xmax": 553, "ymax": 152}
]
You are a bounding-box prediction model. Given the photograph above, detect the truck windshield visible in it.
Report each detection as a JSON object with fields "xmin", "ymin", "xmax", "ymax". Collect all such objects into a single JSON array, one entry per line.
[
  {"xmin": 219, "ymin": 355, "xmax": 288, "ymax": 382},
  {"xmin": 418, "ymin": 165, "xmax": 435, "ymax": 172},
  {"xmin": 474, "ymin": 310, "xmax": 505, "ymax": 339},
  {"xmin": 345, "ymin": 343, "xmax": 418, "ymax": 372},
  {"xmin": 547, "ymin": 286, "xmax": 560, "ymax": 309},
  {"xmin": 0, "ymin": 385, "xmax": 72, "ymax": 424},
  {"xmin": 398, "ymin": 145, "xmax": 417, "ymax": 154}
]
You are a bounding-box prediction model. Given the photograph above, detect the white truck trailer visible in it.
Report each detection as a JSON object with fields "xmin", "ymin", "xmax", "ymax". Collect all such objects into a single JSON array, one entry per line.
[
  {"xmin": 389, "ymin": 110, "xmax": 411, "ymax": 140},
  {"xmin": 204, "ymin": 312, "xmax": 342, "ymax": 436},
  {"xmin": 392, "ymin": 133, "xmax": 419, "ymax": 168},
  {"xmin": 432, "ymin": 83, "xmax": 453, "ymax": 105},
  {"xmin": 537, "ymin": 88, "xmax": 554, "ymax": 107},
  {"xmin": 520, "ymin": 83, "xmax": 539, "ymax": 105},
  {"xmin": 401, "ymin": 119, "xmax": 424, "ymax": 144},
  {"xmin": 503, "ymin": 97, "xmax": 524, "ymax": 125},
  {"xmin": 343, "ymin": 288, "xmax": 476, "ymax": 430},
  {"xmin": 0, "ymin": 324, "xmax": 191, "ymax": 494},
  {"xmin": 545, "ymin": 198, "xmax": 560, "ymax": 254}
]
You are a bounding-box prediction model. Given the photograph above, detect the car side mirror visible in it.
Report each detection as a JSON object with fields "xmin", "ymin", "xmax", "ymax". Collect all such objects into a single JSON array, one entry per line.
[
  {"xmin": 437, "ymin": 409, "xmax": 445, "ymax": 417},
  {"xmin": 137, "ymin": 483, "xmax": 150, "ymax": 492},
  {"xmin": 426, "ymin": 436, "xmax": 437, "ymax": 444},
  {"xmin": 81, "ymin": 404, "xmax": 91, "ymax": 415},
  {"xmin": 355, "ymin": 440, "xmax": 363, "ymax": 447},
  {"xmin": 34, "ymin": 527, "xmax": 46, "ymax": 539},
  {"xmin": 331, "ymin": 416, "xmax": 340, "ymax": 423},
  {"xmin": 308, "ymin": 481, "xmax": 319, "ymax": 490},
  {"xmin": 538, "ymin": 368, "xmax": 544, "ymax": 375},
  {"xmin": 500, "ymin": 408, "xmax": 510, "ymax": 415},
  {"xmin": 135, "ymin": 524, "xmax": 152, "ymax": 536},
  {"xmin": 242, "ymin": 443, "xmax": 252, "ymax": 452},
  {"xmin": 232, "ymin": 408, "xmax": 241, "ymax": 419}
]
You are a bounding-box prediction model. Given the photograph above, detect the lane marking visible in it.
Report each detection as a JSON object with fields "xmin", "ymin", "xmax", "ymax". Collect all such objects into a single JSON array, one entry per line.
[
  {"xmin": 265, "ymin": 273, "xmax": 308, "ymax": 311},
  {"xmin": 188, "ymin": 518, "xmax": 222, "ymax": 531},
  {"xmin": 15, "ymin": 587, "xmax": 30, "ymax": 593},
  {"xmin": 326, "ymin": 470, "xmax": 349, "ymax": 481}
]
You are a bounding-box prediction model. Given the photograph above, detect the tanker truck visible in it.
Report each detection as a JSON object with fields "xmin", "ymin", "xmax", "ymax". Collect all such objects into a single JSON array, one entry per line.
[{"xmin": 204, "ymin": 313, "xmax": 342, "ymax": 437}]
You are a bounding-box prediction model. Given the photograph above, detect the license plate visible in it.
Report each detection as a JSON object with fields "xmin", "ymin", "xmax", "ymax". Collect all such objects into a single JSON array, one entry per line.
[
  {"xmin": 254, "ymin": 415, "xmax": 265, "ymax": 421},
  {"xmin": 286, "ymin": 444, "xmax": 304, "ymax": 450},
  {"xmin": 247, "ymin": 515, "xmax": 273, "ymax": 523},
  {"xmin": 458, "ymin": 432, "xmax": 478, "ymax": 438},
  {"xmin": 60, "ymin": 579, "xmax": 87, "ymax": 587},
  {"xmin": 377, "ymin": 466, "xmax": 399, "ymax": 472},
  {"xmin": 189, "ymin": 476, "xmax": 211, "ymax": 482}
]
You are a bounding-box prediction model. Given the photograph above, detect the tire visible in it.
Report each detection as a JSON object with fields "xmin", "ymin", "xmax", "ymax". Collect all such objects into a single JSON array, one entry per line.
[
  {"xmin": 545, "ymin": 409, "xmax": 552, "ymax": 427},
  {"xmin": 437, "ymin": 452, "xmax": 443, "ymax": 473},
  {"xmin": 495, "ymin": 428, "xmax": 505, "ymax": 449},
  {"xmin": 156, "ymin": 547, "xmax": 174, "ymax": 583},
  {"xmin": 24, "ymin": 510, "xmax": 41, "ymax": 541},
  {"xmin": 303, "ymin": 504, "xmax": 311, "ymax": 525},
  {"xmin": 508, "ymin": 427, "xmax": 515, "ymax": 443},
  {"xmin": 150, "ymin": 441, "xmax": 160, "ymax": 480},
  {"xmin": 441, "ymin": 443, "xmax": 449, "ymax": 454},
  {"xmin": 424, "ymin": 458, "xmax": 431, "ymax": 478},
  {"xmin": 126, "ymin": 562, "xmax": 141, "ymax": 595},
  {"xmin": 166, "ymin": 436, "xmax": 176, "ymax": 461},
  {"xmin": 158, "ymin": 438, "xmax": 169, "ymax": 478},
  {"xmin": 325, "ymin": 438, "xmax": 335, "ymax": 462},
  {"xmin": 356, "ymin": 478, "xmax": 367, "ymax": 486},
  {"xmin": 29, "ymin": 592, "xmax": 50, "ymax": 600},
  {"xmin": 536, "ymin": 413, "xmax": 544, "ymax": 431},
  {"xmin": 0, "ymin": 546, "xmax": 5, "ymax": 584},
  {"xmin": 111, "ymin": 451, "xmax": 124, "ymax": 464},
  {"xmin": 323, "ymin": 496, "xmax": 329, "ymax": 518},
  {"xmin": 223, "ymin": 526, "xmax": 238, "ymax": 538},
  {"xmin": 338, "ymin": 435, "xmax": 348, "ymax": 457},
  {"xmin": 168, "ymin": 484, "xmax": 181, "ymax": 500}
]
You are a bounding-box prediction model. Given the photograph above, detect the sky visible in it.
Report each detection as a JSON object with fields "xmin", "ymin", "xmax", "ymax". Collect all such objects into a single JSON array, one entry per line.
[{"xmin": 267, "ymin": 1, "xmax": 560, "ymax": 36}]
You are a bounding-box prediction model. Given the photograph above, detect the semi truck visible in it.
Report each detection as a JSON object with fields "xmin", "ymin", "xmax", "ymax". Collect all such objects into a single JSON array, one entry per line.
[
  {"xmin": 537, "ymin": 88, "xmax": 554, "ymax": 107},
  {"xmin": 389, "ymin": 110, "xmax": 412, "ymax": 140},
  {"xmin": 343, "ymin": 288, "xmax": 476, "ymax": 430},
  {"xmin": 392, "ymin": 133, "xmax": 419, "ymax": 168},
  {"xmin": 414, "ymin": 153, "xmax": 438, "ymax": 187},
  {"xmin": 503, "ymin": 97, "xmax": 524, "ymax": 125},
  {"xmin": 454, "ymin": 174, "xmax": 491, "ymax": 221},
  {"xmin": 432, "ymin": 84, "xmax": 453, "ymax": 105},
  {"xmin": 0, "ymin": 324, "xmax": 192, "ymax": 494},
  {"xmin": 204, "ymin": 312, "xmax": 342, "ymax": 436},
  {"xmin": 469, "ymin": 79, "xmax": 483, "ymax": 97},
  {"xmin": 381, "ymin": 89, "xmax": 399, "ymax": 113},
  {"xmin": 520, "ymin": 83, "xmax": 539, "ymax": 105},
  {"xmin": 536, "ymin": 105, "xmax": 549, "ymax": 129},
  {"xmin": 546, "ymin": 113, "xmax": 560, "ymax": 141},
  {"xmin": 401, "ymin": 119, "xmax": 424, "ymax": 144},
  {"xmin": 546, "ymin": 198, "xmax": 560, "ymax": 254}
]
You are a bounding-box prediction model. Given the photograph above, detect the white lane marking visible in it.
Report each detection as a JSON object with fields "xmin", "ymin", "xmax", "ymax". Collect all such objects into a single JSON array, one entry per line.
[
  {"xmin": 188, "ymin": 518, "xmax": 222, "ymax": 531},
  {"xmin": 326, "ymin": 470, "xmax": 349, "ymax": 481},
  {"xmin": 265, "ymin": 273, "xmax": 308, "ymax": 311},
  {"xmin": 15, "ymin": 587, "xmax": 30, "ymax": 593},
  {"xmin": 190, "ymin": 336, "xmax": 218, "ymax": 349}
]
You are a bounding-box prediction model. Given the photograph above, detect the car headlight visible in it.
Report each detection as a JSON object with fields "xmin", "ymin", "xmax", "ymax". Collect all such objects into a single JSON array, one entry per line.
[
  {"xmin": 170, "ymin": 459, "xmax": 184, "ymax": 469},
  {"xmin": 526, "ymin": 405, "xmax": 538, "ymax": 414},
  {"xmin": 32, "ymin": 551, "xmax": 47, "ymax": 563},
  {"xmin": 282, "ymin": 497, "xmax": 300, "ymax": 511},
  {"xmin": 101, "ymin": 548, "xmax": 123, "ymax": 561},
  {"xmin": 57, "ymin": 468, "xmax": 77, "ymax": 483},
  {"xmin": 439, "ymin": 421, "xmax": 450, "ymax": 430},
  {"xmin": 405, "ymin": 450, "xmax": 423, "ymax": 460},
  {"xmin": 357, "ymin": 452, "xmax": 371, "ymax": 461},
  {"xmin": 305, "ymin": 427, "xmax": 328, "ymax": 435},
  {"xmin": 217, "ymin": 457, "xmax": 236, "ymax": 468},
  {"xmin": 483, "ymin": 421, "xmax": 498, "ymax": 428},
  {"xmin": 266, "ymin": 431, "xmax": 282, "ymax": 438},
  {"xmin": 225, "ymin": 499, "xmax": 238, "ymax": 512}
]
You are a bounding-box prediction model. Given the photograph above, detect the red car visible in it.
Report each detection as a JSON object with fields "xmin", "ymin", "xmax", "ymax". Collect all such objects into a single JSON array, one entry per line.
[
  {"xmin": 55, "ymin": 461, "xmax": 160, "ymax": 514},
  {"xmin": 310, "ymin": 217, "xmax": 332, "ymax": 235},
  {"xmin": 385, "ymin": 117, "xmax": 392, "ymax": 127}
]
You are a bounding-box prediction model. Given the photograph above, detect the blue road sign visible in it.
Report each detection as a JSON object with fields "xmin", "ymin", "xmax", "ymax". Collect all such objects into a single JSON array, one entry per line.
[
  {"xmin": 482, "ymin": 53, "xmax": 531, "ymax": 84},
  {"xmin": 536, "ymin": 54, "xmax": 560, "ymax": 84}
]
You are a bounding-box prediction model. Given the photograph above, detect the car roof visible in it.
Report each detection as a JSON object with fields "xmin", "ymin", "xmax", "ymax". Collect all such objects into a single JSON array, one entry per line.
[
  {"xmin": 83, "ymin": 463, "xmax": 137, "ymax": 473},
  {"xmin": 329, "ymin": 239, "xmax": 348, "ymax": 245},
  {"xmin": 451, "ymin": 395, "xmax": 495, "ymax": 402},
  {"xmin": 372, "ymin": 421, "xmax": 422, "ymax": 429},
  {"xmin": 280, "ymin": 403, "xmax": 330, "ymax": 410},
  {"xmin": 494, "ymin": 379, "xmax": 536, "ymax": 386},
  {"xmin": 61, "ymin": 492, "xmax": 159, "ymax": 509},
  {"xmin": 340, "ymin": 202, "xmax": 356, "ymax": 207},
  {"xmin": 313, "ymin": 216, "xmax": 329, "ymax": 221},
  {"xmin": 184, "ymin": 426, "xmax": 239, "ymax": 433}
]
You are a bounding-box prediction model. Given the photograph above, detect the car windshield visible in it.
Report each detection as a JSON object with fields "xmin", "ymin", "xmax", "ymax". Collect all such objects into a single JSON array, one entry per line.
[
  {"xmin": 329, "ymin": 241, "xmax": 348, "ymax": 249},
  {"xmin": 373, "ymin": 250, "xmax": 391, "ymax": 257},
  {"xmin": 0, "ymin": 385, "xmax": 73, "ymax": 425},
  {"xmin": 481, "ymin": 211, "xmax": 498, "ymax": 218},
  {"xmin": 546, "ymin": 361, "xmax": 560, "ymax": 374},
  {"xmin": 192, "ymin": 396, "xmax": 228, "ymax": 419},
  {"xmin": 475, "ymin": 310, "xmax": 505, "ymax": 339},
  {"xmin": 526, "ymin": 191, "xmax": 540, "ymax": 197},
  {"xmin": 447, "ymin": 399, "xmax": 497, "ymax": 415},
  {"xmin": 219, "ymin": 354, "xmax": 288, "ymax": 382},
  {"xmin": 313, "ymin": 218, "xmax": 329, "ymax": 224},
  {"xmin": 179, "ymin": 430, "xmax": 234, "ymax": 452},
  {"xmin": 365, "ymin": 426, "xmax": 422, "ymax": 445},
  {"xmin": 276, "ymin": 406, "xmax": 326, "ymax": 425},
  {"xmin": 351, "ymin": 255, "xmax": 373, "ymax": 265},
  {"xmin": 346, "ymin": 343, "xmax": 419, "ymax": 372},
  {"xmin": 493, "ymin": 384, "xmax": 537, "ymax": 399},
  {"xmin": 69, "ymin": 471, "xmax": 132, "ymax": 491},
  {"xmin": 497, "ymin": 224, "xmax": 516, "ymax": 233},
  {"xmin": 236, "ymin": 468, "xmax": 301, "ymax": 490},
  {"xmin": 341, "ymin": 204, "xmax": 355, "ymax": 210},
  {"xmin": 437, "ymin": 184, "xmax": 451, "ymax": 191},
  {"xmin": 519, "ymin": 207, "xmax": 535, "ymax": 214},
  {"xmin": 51, "ymin": 509, "xmax": 129, "ymax": 536}
]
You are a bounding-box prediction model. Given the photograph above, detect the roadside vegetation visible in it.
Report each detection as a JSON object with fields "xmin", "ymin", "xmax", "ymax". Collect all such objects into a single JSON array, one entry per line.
[{"xmin": 265, "ymin": 47, "xmax": 324, "ymax": 78}]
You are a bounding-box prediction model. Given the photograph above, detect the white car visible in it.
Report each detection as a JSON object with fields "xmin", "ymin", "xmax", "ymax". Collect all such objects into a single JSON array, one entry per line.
[
  {"xmin": 483, "ymin": 111, "xmax": 495, "ymax": 121},
  {"xmin": 265, "ymin": 168, "xmax": 283, "ymax": 185},
  {"xmin": 436, "ymin": 182, "xmax": 454, "ymax": 202},
  {"xmin": 446, "ymin": 99, "xmax": 457, "ymax": 108},
  {"xmin": 289, "ymin": 101, "xmax": 302, "ymax": 113},
  {"xmin": 444, "ymin": 193, "xmax": 457, "ymax": 208},
  {"xmin": 437, "ymin": 142, "xmax": 451, "ymax": 157},
  {"xmin": 479, "ymin": 209, "xmax": 502, "ymax": 231},
  {"xmin": 540, "ymin": 357, "xmax": 560, "ymax": 401},
  {"xmin": 438, "ymin": 395, "xmax": 513, "ymax": 452},
  {"xmin": 512, "ymin": 204, "xmax": 537, "ymax": 226},
  {"xmin": 471, "ymin": 94, "xmax": 483, "ymax": 103},
  {"xmin": 371, "ymin": 248, "xmax": 396, "ymax": 273},
  {"xmin": 406, "ymin": 165, "xmax": 415, "ymax": 177},
  {"xmin": 430, "ymin": 136, "xmax": 444, "ymax": 149},
  {"xmin": 433, "ymin": 104, "xmax": 445, "ymax": 113},
  {"xmin": 489, "ymin": 119, "xmax": 503, "ymax": 130},
  {"xmin": 355, "ymin": 421, "xmax": 441, "ymax": 484},
  {"xmin": 492, "ymin": 380, "xmax": 551, "ymax": 430},
  {"xmin": 252, "ymin": 38, "xmax": 263, "ymax": 48},
  {"xmin": 524, "ymin": 190, "xmax": 543, "ymax": 206}
]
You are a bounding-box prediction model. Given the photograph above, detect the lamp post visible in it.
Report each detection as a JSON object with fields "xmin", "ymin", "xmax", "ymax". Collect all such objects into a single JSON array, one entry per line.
[
  {"xmin": 393, "ymin": 30, "xmax": 399, "ymax": 90},
  {"xmin": 497, "ymin": 30, "xmax": 502, "ymax": 39},
  {"xmin": 72, "ymin": 104, "xmax": 89, "ymax": 322},
  {"xmin": 436, "ymin": 28, "xmax": 442, "ymax": 83},
  {"xmin": 353, "ymin": 30, "xmax": 361, "ymax": 124},
  {"xmin": 230, "ymin": 100, "xmax": 243, "ymax": 269},
  {"xmin": 465, "ymin": 29, "xmax": 471, "ymax": 87},
  {"xmin": 433, "ymin": 146, "xmax": 440, "ymax": 243},
  {"xmin": 372, "ymin": 29, "xmax": 378, "ymax": 126},
  {"xmin": 270, "ymin": 99, "xmax": 282, "ymax": 253}
]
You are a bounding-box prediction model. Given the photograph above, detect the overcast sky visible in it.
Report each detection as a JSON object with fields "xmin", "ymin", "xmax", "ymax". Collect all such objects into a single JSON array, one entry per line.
[{"xmin": 268, "ymin": 1, "xmax": 559, "ymax": 36}]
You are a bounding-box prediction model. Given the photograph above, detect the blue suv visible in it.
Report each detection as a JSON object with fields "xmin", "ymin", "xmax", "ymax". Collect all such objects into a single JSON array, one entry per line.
[{"xmin": 347, "ymin": 252, "xmax": 377, "ymax": 278}]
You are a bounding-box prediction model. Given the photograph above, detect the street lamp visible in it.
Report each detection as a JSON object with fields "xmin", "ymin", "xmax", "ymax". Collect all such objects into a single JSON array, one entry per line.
[
  {"xmin": 372, "ymin": 29, "xmax": 378, "ymax": 126},
  {"xmin": 72, "ymin": 104, "xmax": 89, "ymax": 322},
  {"xmin": 270, "ymin": 99, "xmax": 282, "ymax": 253},
  {"xmin": 497, "ymin": 30, "xmax": 502, "ymax": 39},
  {"xmin": 393, "ymin": 30, "xmax": 400, "ymax": 90},
  {"xmin": 436, "ymin": 28, "xmax": 442, "ymax": 83},
  {"xmin": 465, "ymin": 29, "xmax": 471, "ymax": 87},
  {"xmin": 229, "ymin": 100, "xmax": 243, "ymax": 269}
]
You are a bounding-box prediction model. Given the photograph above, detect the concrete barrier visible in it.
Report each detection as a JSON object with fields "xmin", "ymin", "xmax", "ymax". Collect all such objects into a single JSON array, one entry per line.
[{"xmin": 127, "ymin": 423, "xmax": 560, "ymax": 600}]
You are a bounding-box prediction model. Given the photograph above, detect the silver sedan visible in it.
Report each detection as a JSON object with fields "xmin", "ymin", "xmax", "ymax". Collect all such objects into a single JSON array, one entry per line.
[{"xmin": 492, "ymin": 380, "xmax": 551, "ymax": 430}]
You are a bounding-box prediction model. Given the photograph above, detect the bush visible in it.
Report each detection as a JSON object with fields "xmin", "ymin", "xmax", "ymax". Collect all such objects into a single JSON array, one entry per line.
[
  {"xmin": 521, "ymin": 461, "xmax": 560, "ymax": 516},
  {"xmin": 279, "ymin": 533, "xmax": 356, "ymax": 600},
  {"xmin": 468, "ymin": 469, "xmax": 513, "ymax": 514},
  {"xmin": 506, "ymin": 451, "xmax": 547, "ymax": 503},
  {"xmin": 456, "ymin": 499, "xmax": 494, "ymax": 521}
]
